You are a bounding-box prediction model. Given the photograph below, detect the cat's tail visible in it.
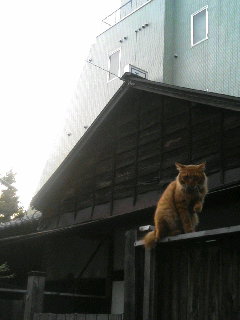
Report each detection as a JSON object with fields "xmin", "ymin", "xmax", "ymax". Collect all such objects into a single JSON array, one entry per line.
[{"xmin": 143, "ymin": 231, "xmax": 156, "ymax": 249}]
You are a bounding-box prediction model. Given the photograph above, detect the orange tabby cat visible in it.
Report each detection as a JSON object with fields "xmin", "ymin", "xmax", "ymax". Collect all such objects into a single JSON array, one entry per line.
[{"xmin": 144, "ymin": 162, "xmax": 208, "ymax": 248}]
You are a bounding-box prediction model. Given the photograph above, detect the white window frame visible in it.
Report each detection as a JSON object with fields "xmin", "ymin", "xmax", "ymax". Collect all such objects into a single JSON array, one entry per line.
[
  {"xmin": 107, "ymin": 48, "xmax": 121, "ymax": 82},
  {"xmin": 191, "ymin": 5, "xmax": 208, "ymax": 47}
]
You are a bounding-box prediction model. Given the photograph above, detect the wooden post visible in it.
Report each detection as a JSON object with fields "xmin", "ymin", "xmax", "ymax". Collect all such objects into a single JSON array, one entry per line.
[
  {"xmin": 124, "ymin": 229, "xmax": 137, "ymax": 320},
  {"xmin": 24, "ymin": 271, "xmax": 46, "ymax": 320},
  {"xmin": 143, "ymin": 248, "xmax": 157, "ymax": 320},
  {"xmin": 106, "ymin": 236, "xmax": 114, "ymax": 313}
]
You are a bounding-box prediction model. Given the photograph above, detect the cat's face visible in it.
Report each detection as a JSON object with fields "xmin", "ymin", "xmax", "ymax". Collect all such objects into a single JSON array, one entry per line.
[{"xmin": 176, "ymin": 162, "xmax": 206, "ymax": 193}]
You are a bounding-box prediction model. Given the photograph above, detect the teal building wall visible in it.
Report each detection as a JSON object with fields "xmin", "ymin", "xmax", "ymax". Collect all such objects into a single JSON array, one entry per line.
[{"xmin": 164, "ymin": 0, "xmax": 240, "ymax": 97}]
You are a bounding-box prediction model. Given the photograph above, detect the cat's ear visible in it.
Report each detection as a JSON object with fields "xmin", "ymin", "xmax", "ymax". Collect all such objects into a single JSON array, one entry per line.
[
  {"xmin": 197, "ymin": 162, "xmax": 206, "ymax": 171},
  {"xmin": 175, "ymin": 162, "xmax": 185, "ymax": 171}
]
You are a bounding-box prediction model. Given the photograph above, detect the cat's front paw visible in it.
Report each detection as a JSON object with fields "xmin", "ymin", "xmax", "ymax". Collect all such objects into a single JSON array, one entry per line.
[{"xmin": 193, "ymin": 203, "xmax": 202, "ymax": 213}]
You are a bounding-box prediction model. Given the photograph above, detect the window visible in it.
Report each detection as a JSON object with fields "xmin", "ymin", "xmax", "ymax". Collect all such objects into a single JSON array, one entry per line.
[
  {"xmin": 191, "ymin": 6, "xmax": 208, "ymax": 46},
  {"xmin": 108, "ymin": 49, "xmax": 120, "ymax": 81}
]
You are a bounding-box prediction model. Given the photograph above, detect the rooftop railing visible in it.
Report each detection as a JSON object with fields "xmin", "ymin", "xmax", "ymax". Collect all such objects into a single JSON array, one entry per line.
[{"xmin": 102, "ymin": 0, "xmax": 150, "ymax": 27}]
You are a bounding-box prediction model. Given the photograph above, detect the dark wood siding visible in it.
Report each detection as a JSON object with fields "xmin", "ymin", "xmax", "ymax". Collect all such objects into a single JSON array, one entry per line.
[
  {"xmin": 41, "ymin": 91, "xmax": 240, "ymax": 228},
  {"xmin": 156, "ymin": 237, "xmax": 240, "ymax": 320}
]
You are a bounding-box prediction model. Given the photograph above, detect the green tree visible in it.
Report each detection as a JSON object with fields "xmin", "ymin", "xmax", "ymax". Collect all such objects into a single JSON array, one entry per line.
[{"xmin": 0, "ymin": 170, "xmax": 25, "ymax": 222}]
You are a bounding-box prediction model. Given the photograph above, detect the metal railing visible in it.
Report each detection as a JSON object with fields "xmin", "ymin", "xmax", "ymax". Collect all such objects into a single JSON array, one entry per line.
[{"xmin": 102, "ymin": 0, "xmax": 150, "ymax": 27}]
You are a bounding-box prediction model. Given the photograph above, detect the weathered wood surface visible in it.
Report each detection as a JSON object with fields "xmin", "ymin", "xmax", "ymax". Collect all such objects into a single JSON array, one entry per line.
[
  {"xmin": 24, "ymin": 271, "xmax": 46, "ymax": 320},
  {"xmin": 38, "ymin": 92, "xmax": 240, "ymax": 227},
  {"xmin": 135, "ymin": 224, "xmax": 240, "ymax": 246},
  {"xmin": 152, "ymin": 237, "xmax": 240, "ymax": 320},
  {"xmin": 33, "ymin": 315, "xmax": 123, "ymax": 320},
  {"xmin": 143, "ymin": 248, "xmax": 157, "ymax": 320},
  {"xmin": 124, "ymin": 230, "xmax": 137, "ymax": 320}
]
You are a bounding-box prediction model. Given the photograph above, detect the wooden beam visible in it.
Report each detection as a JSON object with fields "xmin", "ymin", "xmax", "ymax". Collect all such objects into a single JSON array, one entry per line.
[
  {"xmin": 106, "ymin": 236, "xmax": 114, "ymax": 313},
  {"xmin": 0, "ymin": 288, "xmax": 105, "ymax": 299},
  {"xmin": 135, "ymin": 224, "xmax": 240, "ymax": 246},
  {"xmin": 44, "ymin": 292, "xmax": 105, "ymax": 299},
  {"xmin": 124, "ymin": 229, "xmax": 137, "ymax": 320},
  {"xmin": 0, "ymin": 288, "xmax": 26, "ymax": 294},
  {"xmin": 24, "ymin": 271, "xmax": 46, "ymax": 320},
  {"xmin": 124, "ymin": 75, "xmax": 240, "ymax": 112},
  {"xmin": 143, "ymin": 248, "xmax": 157, "ymax": 320}
]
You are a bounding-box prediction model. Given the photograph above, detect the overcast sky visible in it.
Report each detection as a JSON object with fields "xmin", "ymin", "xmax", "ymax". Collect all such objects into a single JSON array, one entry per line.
[{"xmin": 0, "ymin": 0, "xmax": 120, "ymax": 209}]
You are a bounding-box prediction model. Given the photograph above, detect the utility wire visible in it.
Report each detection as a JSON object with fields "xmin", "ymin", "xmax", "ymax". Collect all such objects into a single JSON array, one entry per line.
[{"xmin": 85, "ymin": 60, "xmax": 122, "ymax": 80}]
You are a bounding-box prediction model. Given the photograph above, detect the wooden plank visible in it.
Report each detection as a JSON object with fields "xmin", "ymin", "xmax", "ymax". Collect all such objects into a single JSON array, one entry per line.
[
  {"xmin": 106, "ymin": 237, "xmax": 114, "ymax": 313},
  {"xmin": 58, "ymin": 211, "xmax": 75, "ymax": 227},
  {"xmin": 139, "ymin": 109, "xmax": 160, "ymax": 131},
  {"xmin": 85, "ymin": 315, "xmax": 97, "ymax": 320},
  {"xmin": 96, "ymin": 315, "xmax": 108, "ymax": 320},
  {"xmin": 108, "ymin": 315, "xmax": 123, "ymax": 320},
  {"xmin": 221, "ymin": 245, "xmax": 233, "ymax": 319},
  {"xmin": 95, "ymin": 158, "xmax": 113, "ymax": 175},
  {"xmin": 161, "ymin": 248, "xmax": 171, "ymax": 320},
  {"xmin": 44, "ymin": 292, "xmax": 105, "ymax": 299},
  {"xmin": 117, "ymin": 135, "xmax": 136, "ymax": 154},
  {"xmin": 137, "ymin": 163, "xmax": 159, "ymax": 176},
  {"xmin": 179, "ymin": 246, "xmax": 188, "ymax": 320},
  {"xmin": 224, "ymin": 110, "xmax": 240, "ymax": 129},
  {"xmin": 95, "ymin": 177, "xmax": 112, "ymax": 190},
  {"xmin": 192, "ymin": 118, "xmax": 221, "ymax": 141},
  {"xmin": 135, "ymin": 224, "xmax": 240, "ymax": 246},
  {"xmin": 163, "ymin": 97, "xmax": 189, "ymax": 119},
  {"xmin": 186, "ymin": 247, "xmax": 194, "ymax": 320},
  {"xmin": 124, "ymin": 230, "xmax": 137, "ymax": 320},
  {"xmin": 143, "ymin": 248, "xmax": 151, "ymax": 320},
  {"xmin": 143, "ymin": 248, "xmax": 157, "ymax": 320},
  {"xmin": 75, "ymin": 208, "xmax": 92, "ymax": 224},
  {"xmin": 0, "ymin": 287, "xmax": 26, "ymax": 294},
  {"xmin": 171, "ymin": 247, "xmax": 179, "ymax": 320},
  {"xmin": 199, "ymin": 246, "xmax": 210, "ymax": 320},
  {"xmin": 91, "ymin": 203, "xmax": 111, "ymax": 220},
  {"xmin": 113, "ymin": 184, "xmax": 134, "ymax": 200},
  {"xmin": 24, "ymin": 271, "xmax": 46, "ymax": 320},
  {"xmin": 164, "ymin": 113, "xmax": 188, "ymax": 135},
  {"xmin": 75, "ymin": 315, "xmax": 86, "ymax": 320},
  {"xmin": 38, "ymin": 315, "xmax": 50, "ymax": 320},
  {"xmin": 139, "ymin": 128, "xmax": 161, "ymax": 146},
  {"xmin": 115, "ymin": 150, "xmax": 135, "ymax": 169},
  {"xmin": 162, "ymin": 149, "xmax": 189, "ymax": 170}
]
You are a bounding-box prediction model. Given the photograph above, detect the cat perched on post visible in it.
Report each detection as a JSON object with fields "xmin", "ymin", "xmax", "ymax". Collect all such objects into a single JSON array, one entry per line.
[{"xmin": 144, "ymin": 162, "xmax": 208, "ymax": 248}]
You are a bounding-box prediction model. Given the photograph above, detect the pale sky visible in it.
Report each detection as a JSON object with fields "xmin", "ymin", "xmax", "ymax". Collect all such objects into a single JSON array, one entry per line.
[{"xmin": 0, "ymin": 0, "xmax": 120, "ymax": 209}]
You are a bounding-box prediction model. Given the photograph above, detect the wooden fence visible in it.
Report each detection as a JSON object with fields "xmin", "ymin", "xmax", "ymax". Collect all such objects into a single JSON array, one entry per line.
[
  {"xmin": 33, "ymin": 314, "xmax": 123, "ymax": 320},
  {"xmin": 125, "ymin": 227, "xmax": 240, "ymax": 320}
]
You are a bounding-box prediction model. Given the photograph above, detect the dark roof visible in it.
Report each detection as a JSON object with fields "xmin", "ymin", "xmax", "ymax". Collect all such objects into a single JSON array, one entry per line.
[
  {"xmin": 0, "ymin": 212, "xmax": 41, "ymax": 239},
  {"xmin": 31, "ymin": 73, "xmax": 240, "ymax": 208}
]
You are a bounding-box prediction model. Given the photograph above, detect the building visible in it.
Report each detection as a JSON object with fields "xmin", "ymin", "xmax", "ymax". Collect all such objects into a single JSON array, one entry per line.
[
  {"xmin": 0, "ymin": 1, "xmax": 240, "ymax": 319},
  {"xmin": 0, "ymin": 74, "xmax": 239, "ymax": 319},
  {"xmin": 39, "ymin": 0, "xmax": 240, "ymax": 189}
]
